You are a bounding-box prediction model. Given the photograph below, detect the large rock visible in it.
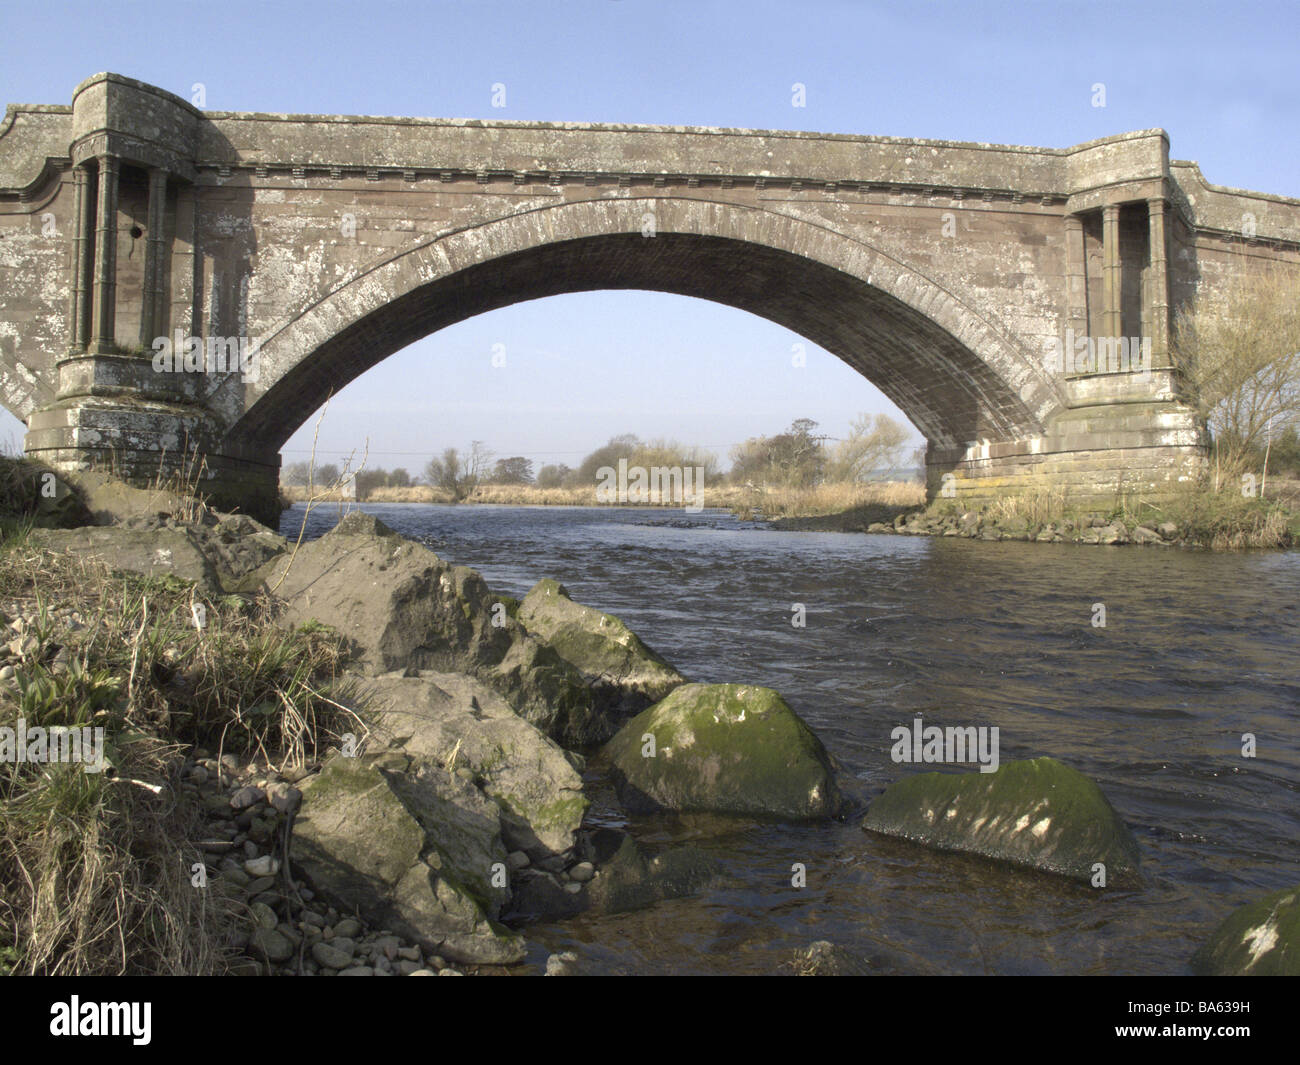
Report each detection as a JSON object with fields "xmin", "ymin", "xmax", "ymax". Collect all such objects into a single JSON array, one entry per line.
[
  {"xmin": 604, "ymin": 683, "xmax": 843, "ymax": 820},
  {"xmin": 290, "ymin": 751, "xmax": 524, "ymax": 965},
  {"xmin": 1191, "ymin": 884, "xmax": 1300, "ymax": 975},
  {"xmin": 360, "ymin": 671, "xmax": 587, "ymax": 857},
  {"xmin": 265, "ymin": 512, "xmax": 604, "ymax": 746},
  {"xmin": 862, "ymin": 757, "xmax": 1142, "ymax": 885},
  {"xmin": 29, "ymin": 523, "xmax": 218, "ymax": 588},
  {"xmin": 27, "ymin": 511, "xmax": 285, "ymax": 593},
  {"xmin": 517, "ymin": 578, "xmax": 685, "ymax": 719}
]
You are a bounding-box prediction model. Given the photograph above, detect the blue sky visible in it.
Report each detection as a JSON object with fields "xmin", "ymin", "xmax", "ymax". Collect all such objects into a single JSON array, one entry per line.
[{"xmin": 2, "ymin": 0, "xmax": 1297, "ymax": 472}]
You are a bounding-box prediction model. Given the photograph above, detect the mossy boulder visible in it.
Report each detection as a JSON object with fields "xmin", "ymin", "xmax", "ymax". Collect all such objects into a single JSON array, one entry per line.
[
  {"xmin": 291, "ymin": 752, "xmax": 524, "ymax": 965},
  {"xmin": 1191, "ymin": 885, "xmax": 1300, "ymax": 975},
  {"xmin": 518, "ymin": 578, "xmax": 685, "ymax": 718},
  {"xmin": 604, "ymin": 683, "xmax": 842, "ymax": 820},
  {"xmin": 862, "ymin": 757, "xmax": 1141, "ymax": 885}
]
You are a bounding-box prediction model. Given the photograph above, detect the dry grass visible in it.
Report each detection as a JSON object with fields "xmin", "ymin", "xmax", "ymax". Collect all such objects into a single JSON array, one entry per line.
[
  {"xmin": 726, "ymin": 480, "xmax": 926, "ymax": 519},
  {"xmin": 0, "ymin": 539, "xmax": 360, "ymax": 974}
]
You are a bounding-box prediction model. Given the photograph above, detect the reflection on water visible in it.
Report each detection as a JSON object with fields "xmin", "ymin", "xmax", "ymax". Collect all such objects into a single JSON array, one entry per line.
[{"xmin": 282, "ymin": 502, "xmax": 1300, "ymax": 975}]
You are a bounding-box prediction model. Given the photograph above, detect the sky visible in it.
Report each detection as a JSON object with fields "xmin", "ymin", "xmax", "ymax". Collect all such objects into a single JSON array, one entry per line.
[{"xmin": 2, "ymin": 0, "xmax": 1297, "ymax": 473}]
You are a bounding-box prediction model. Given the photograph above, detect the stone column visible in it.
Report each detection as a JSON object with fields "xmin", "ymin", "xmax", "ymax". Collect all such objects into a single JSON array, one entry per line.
[
  {"xmin": 139, "ymin": 167, "xmax": 168, "ymax": 347},
  {"xmin": 89, "ymin": 154, "xmax": 120, "ymax": 354},
  {"xmin": 1064, "ymin": 214, "xmax": 1087, "ymax": 371},
  {"xmin": 1147, "ymin": 197, "xmax": 1170, "ymax": 367},
  {"xmin": 1102, "ymin": 204, "xmax": 1121, "ymax": 342},
  {"xmin": 66, "ymin": 165, "xmax": 94, "ymax": 353}
]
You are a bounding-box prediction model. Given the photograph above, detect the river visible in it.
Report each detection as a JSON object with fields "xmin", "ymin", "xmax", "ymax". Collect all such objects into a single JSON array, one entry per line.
[{"xmin": 281, "ymin": 502, "xmax": 1300, "ymax": 975}]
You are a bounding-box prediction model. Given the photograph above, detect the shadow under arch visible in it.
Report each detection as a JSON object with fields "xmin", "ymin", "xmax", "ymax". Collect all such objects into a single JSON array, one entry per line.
[{"xmin": 225, "ymin": 196, "xmax": 1064, "ymax": 459}]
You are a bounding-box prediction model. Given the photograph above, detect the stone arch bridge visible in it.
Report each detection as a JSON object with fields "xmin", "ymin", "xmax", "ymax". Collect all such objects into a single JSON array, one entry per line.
[{"xmin": 3, "ymin": 73, "xmax": 1299, "ymax": 524}]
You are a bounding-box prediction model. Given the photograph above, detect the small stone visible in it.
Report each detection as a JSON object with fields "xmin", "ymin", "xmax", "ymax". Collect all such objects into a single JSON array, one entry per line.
[
  {"xmin": 568, "ymin": 861, "xmax": 595, "ymax": 883},
  {"xmin": 230, "ymin": 785, "xmax": 265, "ymax": 810},
  {"xmin": 243, "ymin": 855, "xmax": 280, "ymax": 877},
  {"xmin": 0, "ymin": 665, "xmax": 16, "ymax": 681},
  {"xmin": 427, "ymin": 955, "xmax": 447, "ymax": 970},
  {"xmin": 244, "ymin": 875, "xmax": 276, "ymax": 895},
  {"xmin": 546, "ymin": 951, "xmax": 578, "ymax": 976},
  {"xmin": 396, "ymin": 960, "xmax": 421, "ymax": 975},
  {"xmin": 311, "ymin": 940, "xmax": 354, "ymax": 970},
  {"xmin": 332, "ymin": 917, "xmax": 362, "ymax": 939},
  {"xmin": 250, "ymin": 902, "xmax": 278, "ymax": 930},
  {"xmin": 220, "ymin": 753, "xmax": 241, "ymax": 771},
  {"xmin": 506, "ymin": 850, "xmax": 530, "ymax": 871},
  {"xmin": 337, "ymin": 966, "xmax": 374, "ymax": 976},
  {"xmin": 563, "ymin": 881, "xmax": 583, "ymax": 894},
  {"xmin": 396, "ymin": 946, "xmax": 420, "ymax": 962},
  {"xmin": 438, "ymin": 969, "xmax": 463, "ymax": 976},
  {"xmin": 268, "ymin": 784, "xmax": 302, "ymax": 814},
  {"xmin": 408, "ymin": 969, "xmax": 436, "ymax": 976},
  {"xmin": 249, "ymin": 927, "xmax": 294, "ymax": 964}
]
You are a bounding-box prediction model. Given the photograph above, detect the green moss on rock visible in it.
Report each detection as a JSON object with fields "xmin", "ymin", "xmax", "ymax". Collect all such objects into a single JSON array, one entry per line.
[
  {"xmin": 862, "ymin": 756, "xmax": 1142, "ymax": 885},
  {"xmin": 603, "ymin": 683, "xmax": 842, "ymax": 820},
  {"xmin": 1191, "ymin": 884, "xmax": 1300, "ymax": 975}
]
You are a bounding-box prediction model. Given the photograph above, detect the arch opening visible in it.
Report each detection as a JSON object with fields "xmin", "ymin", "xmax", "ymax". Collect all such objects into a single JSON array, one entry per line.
[{"xmin": 227, "ymin": 200, "xmax": 1058, "ymax": 461}]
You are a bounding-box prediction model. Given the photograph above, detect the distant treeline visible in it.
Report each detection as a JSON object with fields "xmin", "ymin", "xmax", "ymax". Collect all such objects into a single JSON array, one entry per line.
[{"xmin": 282, "ymin": 414, "xmax": 924, "ymax": 499}]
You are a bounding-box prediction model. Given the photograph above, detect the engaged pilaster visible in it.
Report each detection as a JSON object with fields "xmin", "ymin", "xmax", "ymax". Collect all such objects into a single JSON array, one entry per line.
[{"xmin": 89, "ymin": 154, "xmax": 120, "ymax": 354}]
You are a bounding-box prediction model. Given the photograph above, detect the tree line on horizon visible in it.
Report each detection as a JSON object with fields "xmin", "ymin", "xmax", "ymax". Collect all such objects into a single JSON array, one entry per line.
[{"xmin": 281, "ymin": 413, "xmax": 925, "ymax": 499}]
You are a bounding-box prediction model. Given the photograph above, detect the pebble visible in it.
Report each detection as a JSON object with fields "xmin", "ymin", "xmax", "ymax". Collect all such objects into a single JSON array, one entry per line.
[
  {"xmin": 546, "ymin": 951, "xmax": 578, "ymax": 976},
  {"xmin": 0, "ymin": 665, "xmax": 14, "ymax": 680},
  {"xmin": 409, "ymin": 969, "xmax": 436, "ymax": 976},
  {"xmin": 337, "ymin": 966, "xmax": 374, "ymax": 977},
  {"xmin": 250, "ymin": 902, "xmax": 278, "ymax": 930},
  {"xmin": 332, "ymin": 918, "xmax": 362, "ymax": 939},
  {"xmin": 243, "ymin": 855, "xmax": 279, "ymax": 877},
  {"xmin": 244, "ymin": 876, "xmax": 277, "ymax": 895},
  {"xmin": 506, "ymin": 850, "xmax": 530, "ymax": 870},
  {"xmin": 311, "ymin": 941, "xmax": 354, "ymax": 970},
  {"xmin": 229, "ymin": 785, "xmax": 265, "ymax": 810},
  {"xmin": 249, "ymin": 927, "xmax": 294, "ymax": 964},
  {"xmin": 438, "ymin": 969, "xmax": 463, "ymax": 977},
  {"xmin": 568, "ymin": 861, "xmax": 595, "ymax": 883},
  {"xmin": 268, "ymin": 784, "xmax": 303, "ymax": 814}
]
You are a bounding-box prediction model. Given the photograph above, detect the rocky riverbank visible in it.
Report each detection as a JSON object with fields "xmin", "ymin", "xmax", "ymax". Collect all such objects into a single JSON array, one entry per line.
[{"xmin": 2, "ymin": 461, "xmax": 1293, "ymax": 975}]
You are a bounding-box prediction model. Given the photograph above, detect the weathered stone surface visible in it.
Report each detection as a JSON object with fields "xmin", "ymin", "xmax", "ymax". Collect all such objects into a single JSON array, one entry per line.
[
  {"xmin": 862, "ymin": 757, "xmax": 1142, "ymax": 885},
  {"xmin": 361, "ymin": 671, "xmax": 587, "ymax": 857},
  {"xmin": 518, "ymin": 578, "xmax": 685, "ymax": 718},
  {"xmin": 26, "ymin": 504, "xmax": 286, "ymax": 593},
  {"xmin": 1191, "ymin": 884, "xmax": 1300, "ymax": 976},
  {"xmin": 290, "ymin": 752, "xmax": 524, "ymax": 965},
  {"xmin": 265, "ymin": 512, "xmax": 603, "ymax": 746},
  {"xmin": 604, "ymin": 683, "xmax": 843, "ymax": 820},
  {"xmin": 29, "ymin": 524, "xmax": 221, "ymax": 589}
]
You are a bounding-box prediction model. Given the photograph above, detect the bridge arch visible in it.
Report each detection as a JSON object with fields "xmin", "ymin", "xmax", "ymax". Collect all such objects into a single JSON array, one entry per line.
[{"xmin": 227, "ymin": 196, "xmax": 1064, "ymax": 461}]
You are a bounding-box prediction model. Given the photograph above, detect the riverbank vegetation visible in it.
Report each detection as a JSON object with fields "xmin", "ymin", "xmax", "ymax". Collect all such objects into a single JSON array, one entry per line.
[{"xmin": 0, "ymin": 468, "xmax": 356, "ymax": 974}]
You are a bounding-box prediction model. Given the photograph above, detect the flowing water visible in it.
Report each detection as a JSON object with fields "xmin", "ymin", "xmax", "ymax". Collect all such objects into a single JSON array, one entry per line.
[{"xmin": 282, "ymin": 502, "xmax": 1300, "ymax": 975}]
